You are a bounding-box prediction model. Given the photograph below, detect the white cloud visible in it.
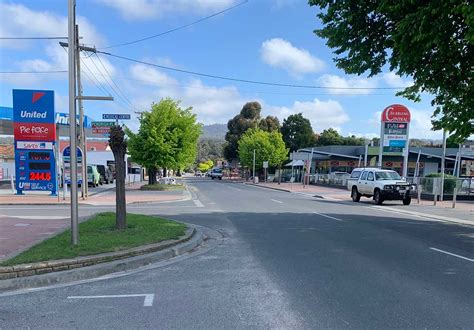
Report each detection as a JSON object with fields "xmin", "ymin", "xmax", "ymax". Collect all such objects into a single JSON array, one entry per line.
[
  {"xmin": 382, "ymin": 72, "xmax": 413, "ymax": 88},
  {"xmin": 97, "ymin": 0, "xmax": 238, "ymax": 21},
  {"xmin": 128, "ymin": 64, "xmax": 245, "ymax": 125},
  {"xmin": 0, "ymin": 3, "xmax": 104, "ymax": 49},
  {"xmin": 261, "ymin": 38, "xmax": 325, "ymax": 77},
  {"xmin": 266, "ymin": 98, "xmax": 349, "ymax": 133},
  {"xmin": 317, "ymin": 74, "xmax": 377, "ymax": 95}
]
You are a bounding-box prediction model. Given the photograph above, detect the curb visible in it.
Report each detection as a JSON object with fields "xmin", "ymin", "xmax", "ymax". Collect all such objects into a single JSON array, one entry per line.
[
  {"xmin": 243, "ymin": 183, "xmax": 292, "ymax": 193},
  {"xmin": 0, "ymin": 226, "xmax": 203, "ymax": 293}
]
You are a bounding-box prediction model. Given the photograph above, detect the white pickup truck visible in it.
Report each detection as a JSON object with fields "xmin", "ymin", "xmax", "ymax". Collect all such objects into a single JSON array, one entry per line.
[{"xmin": 348, "ymin": 168, "xmax": 414, "ymax": 205}]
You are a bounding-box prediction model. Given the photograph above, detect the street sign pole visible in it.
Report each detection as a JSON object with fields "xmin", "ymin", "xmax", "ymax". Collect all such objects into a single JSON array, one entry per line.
[
  {"xmin": 252, "ymin": 149, "xmax": 256, "ymax": 183},
  {"xmin": 75, "ymin": 24, "xmax": 86, "ymax": 200},
  {"xmin": 68, "ymin": 0, "xmax": 79, "ymax": 245}
]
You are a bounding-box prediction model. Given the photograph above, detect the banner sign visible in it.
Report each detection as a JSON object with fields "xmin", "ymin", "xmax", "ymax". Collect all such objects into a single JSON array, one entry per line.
[
  {"xmin": 102, "ymin": 113, "xmax": 130, "ymax": 120},
  {"xmin": 13, "ymin": 89, "xmax": 57, "ymax": 195},
  {"xmin": 63, "ymin": 146, "xmax": 83, "ymax": 185}
]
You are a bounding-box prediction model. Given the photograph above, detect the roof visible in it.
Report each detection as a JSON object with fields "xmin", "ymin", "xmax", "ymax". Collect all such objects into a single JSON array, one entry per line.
[{"xmin": 0, "ymin": 144, "xmax": 14, "ymax": 159}]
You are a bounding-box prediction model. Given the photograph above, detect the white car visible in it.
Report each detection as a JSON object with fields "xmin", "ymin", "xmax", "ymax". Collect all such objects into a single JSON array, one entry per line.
[
  {"xmin": 349, "ymin": 168, "xmax": 414, "ymax": 205},
  {"xmin": 158, "ymin": 177, "xmax": 177, "ymax": 185}
]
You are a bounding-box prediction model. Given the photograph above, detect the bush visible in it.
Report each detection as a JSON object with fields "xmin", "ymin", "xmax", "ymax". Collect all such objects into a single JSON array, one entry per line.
[{"xmin": 422, "ymin": 173, "xmax": 457, "ymax": 194}]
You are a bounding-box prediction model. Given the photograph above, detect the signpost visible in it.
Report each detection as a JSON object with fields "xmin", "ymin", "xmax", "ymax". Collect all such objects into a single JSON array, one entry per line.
[
  {"xmin": 63, "ymin": 146, "xmax": 83, "ymax": 185},
  {"xmin": 378, "ymin": 104, "xmax": 411, "ymax": 177},
  {"xmin": 91, "ymin": 121, "xmax": 114, "ymax": 135},
  {"xmin": 102, "ymin": 113, "xmax": 131, "ymax": 121},
  {"xmin": 13, "ymin": 89, "xmax": 57, "ymax": 195},
  {"xmin": 263, "ymin": 161, "xmax": 269, "ymax": 183}
]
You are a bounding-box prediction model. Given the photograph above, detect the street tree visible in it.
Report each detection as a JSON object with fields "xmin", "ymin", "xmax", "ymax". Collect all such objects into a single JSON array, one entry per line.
[
  {"xmin": 317, "ymin": 128, "xmax": 344, "ymax": 146},
  {"xmin": 198, "ymin": 160, "xmax": 214, "ymax": 173},
  {"xmin": 259, "ymin": 115, "xmax": 281, "ymax": 132},
  {"xmin": 308, "ymin": 0, "xmax": 474, "ymax": 141},
  {"xmin": 224, "ymin": 102, "xmax": 262, "ymax": 161},
  {"xmin": 108, "ymin": 125, "xmax": 127, "ymax": 230},
  {"xmin": 127, "ymin": 98, "xmax": 201, "ymax": 183},
  {"xmin": 281, "ymin": 113, "xmax": 315, "ymax": 152},
  {"xmin": 238, "ymin": 128, "xmax": 288, "ymax": 172}
]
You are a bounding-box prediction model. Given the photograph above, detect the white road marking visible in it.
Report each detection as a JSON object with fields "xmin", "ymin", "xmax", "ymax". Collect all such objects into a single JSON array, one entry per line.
[
  {"xmin": 270, "ymin": 199, "xmax": 283, "ymax": 204},
  {"xmin": 8, "ymin": 215, "xmax": 68, "ymax": 220},
  {"xmin": 67, "ymin": 294, "xmax": 155, "ymax": 307},
  {"xmin": 193, "ymin": 199, "xmax": 204, "ymax": 207},
  {"xmin": 226, "ymin": 185, "xmax": 242, "ymax": 191},
  {"xmin": 14, "ymin": 223, "xmax": 30, "ymax": 227},
  {"xmin": 429, "ymin": 247, "xmax": 474, "ymax": 263},
  {"xmin": 313, "ymin": 211, "xmax": 344, "ymax": 222}
]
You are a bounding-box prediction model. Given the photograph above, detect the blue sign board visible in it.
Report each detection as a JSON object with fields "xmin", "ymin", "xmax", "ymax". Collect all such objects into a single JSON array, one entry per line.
[
  {"xmin": 13, "ymin": 89, "xmax": 57, "ymax": 195},
  {"xmin": 63, "ymin": 146, "xmax": 83, "ymax": 185},
  {"xmin": 102, "ymin": 113, "xmax": 131, "ymax": 120}
]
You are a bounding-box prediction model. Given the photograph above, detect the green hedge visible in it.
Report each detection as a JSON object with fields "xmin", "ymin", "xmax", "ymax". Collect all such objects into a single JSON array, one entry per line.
[{"xmin": 422, "ymin": 173, "xmax": 457, "ymax": 194}]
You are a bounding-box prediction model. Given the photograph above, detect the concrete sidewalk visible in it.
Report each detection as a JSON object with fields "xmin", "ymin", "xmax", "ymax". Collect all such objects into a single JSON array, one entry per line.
[{"xmin": 255, "ymin": 182, "xmax": 474, "ymax": 225}]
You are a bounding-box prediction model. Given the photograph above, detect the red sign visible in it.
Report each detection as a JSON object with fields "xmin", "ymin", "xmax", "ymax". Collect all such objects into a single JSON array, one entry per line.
[
  {"xmin": 381, "ymin": 104, "xmax": 411, "ymax": 123},
  {"xmin": 14, "ymin": 122, "xmax": 56, "ymax": 141},
  {"xmin": 92, "ymin": 127, "xmax": 111, "ymax": 135}
]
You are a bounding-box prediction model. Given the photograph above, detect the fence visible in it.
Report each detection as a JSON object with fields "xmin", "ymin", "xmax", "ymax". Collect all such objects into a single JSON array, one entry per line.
[
  {"xmin": 313, "ymin": 173, "xmax": 350, "ymax": 187},
  {"xmin": 411, "ymin": 177, "xmax": 473, "ymax": 197}
]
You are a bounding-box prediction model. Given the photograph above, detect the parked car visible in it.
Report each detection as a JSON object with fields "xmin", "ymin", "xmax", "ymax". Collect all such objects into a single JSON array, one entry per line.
[
  {"xmin": 194, "ymin": 171, "xmax": 204, "ymax": 177},
  {"xmin": 349, "ymin": 168, "xmax": 414, "ymax": 205},
  {"xmin": 96, "ymin": 165, "xmax": 114, "ymax": 184},
  {"xmin": 210, "ymin": 167, "xmax": 223, "ymax": 180},
  {"xmin": 87, "ymin": 165, "xmax": 101, "ymax": 187}
]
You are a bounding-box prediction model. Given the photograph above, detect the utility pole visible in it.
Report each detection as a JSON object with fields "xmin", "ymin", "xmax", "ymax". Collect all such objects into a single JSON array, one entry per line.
[
  {"xmin": 440, "ymin": 129, "xmax": 447, "ymax": 201},
  {"xmin": 75, "ymin": 25, "xmax": 87, "ymax": 200},
  {"xmin": 67, "ymin": 0, "xmax": 78, "ymax": 245},
  {"xmin": 252, "ymin": 149, "xmax": 256, "ymax": 183}
]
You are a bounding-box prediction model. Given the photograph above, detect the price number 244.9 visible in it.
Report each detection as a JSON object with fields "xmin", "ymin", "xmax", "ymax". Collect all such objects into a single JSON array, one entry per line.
[{"xmin": 29, "ymin": 172, "xmax": 51, "ymax": 181}]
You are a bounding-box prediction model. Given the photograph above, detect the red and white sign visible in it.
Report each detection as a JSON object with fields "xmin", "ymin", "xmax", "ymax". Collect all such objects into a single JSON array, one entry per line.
[
  {"xmin": 13, "ymin": 122, "xmax": 56, "ymax": 141},
  {"xmin": 381, "ymin": 104, "xmax": 411, "ymax": 123},
  {"xmin": 92, "ymin": 127, "xmax": 111, "ymax": 135}
]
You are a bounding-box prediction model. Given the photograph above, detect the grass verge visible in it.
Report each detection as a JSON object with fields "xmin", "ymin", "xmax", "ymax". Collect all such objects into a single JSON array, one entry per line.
[
  {"xmin": 1, "ymin": 212, "xmax": 187, "ymax": 266},
  {"xmin": 140, "ymin": 183, "xmax": 184, "ymax": 191}
]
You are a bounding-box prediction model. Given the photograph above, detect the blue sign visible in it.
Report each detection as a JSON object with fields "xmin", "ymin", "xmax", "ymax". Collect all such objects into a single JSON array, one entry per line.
[
  {"xmin": 14, "ymin": 147, "xmax": 57, "ymax": 195},
  {"xmin": 389, "ymin": 140, "xmax": 406, "ymax": 147},
  {"xmin": 102, "ymin": 113, "xmax": 131, "ymax": 120},
  {"xmin": 13, "ymin": 90, "xmax": 55, "ymax": 123},
  {"xmin": 63, "ymin": 146, "xmax": 83, "ymax": 185}
]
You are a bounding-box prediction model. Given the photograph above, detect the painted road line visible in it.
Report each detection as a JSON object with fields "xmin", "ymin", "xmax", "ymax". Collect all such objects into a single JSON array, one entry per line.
[
  {"xmin": 193, "ymin": 199, "xmax": 204, "ymax": 208},
  {"xmin": 270, "ymin": 199, "xmax": 283, "ymax": 204},
  {"xmin": 313, "ymin": 211, "xmax": 344, "ymax": 222},
  {"xmin": 429, "ymin": 247, "xmax": 474, "ymax": 263},
  {"xmin": 67, "ymin": 294, "xmax": 155, "ymax": 307},
  {"xmin": 226, "ymin": 185, "xmax": 242, "ymax": 191}
]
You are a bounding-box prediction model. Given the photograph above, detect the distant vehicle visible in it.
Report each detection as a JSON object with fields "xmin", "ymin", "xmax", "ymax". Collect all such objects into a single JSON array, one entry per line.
[
  {"xmin": 206, "ymin": 170, "xmax": 212, "ymax": 177},
  {"xmin": 349, "ymin": 168, "xmax": 414, "ymax": 205},
  {"xmin": 210, "ymin": 167, "xmax": 223, "ymax": 180},
  {"xmin": 87, "ymin": 165, "xmax": 101, "ymax": 187},
  {"xmin": 194, "ymin": 171, "xmax": 205, "ymax": 177},
  {"xmin": 96, "ymin": 165, "xmax": 114, "ymax": 184}
]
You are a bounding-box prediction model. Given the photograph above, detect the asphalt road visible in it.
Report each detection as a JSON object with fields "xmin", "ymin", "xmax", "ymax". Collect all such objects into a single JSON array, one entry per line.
[{"xmin": 1, "ymin": 178, "xmax": 473, "ymax": 328}]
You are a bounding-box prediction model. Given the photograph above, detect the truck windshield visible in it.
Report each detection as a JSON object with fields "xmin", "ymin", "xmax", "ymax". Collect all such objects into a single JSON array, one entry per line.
[{"xmin": 375, "ymin": 171, "xmax": 401, "ymax": 180}]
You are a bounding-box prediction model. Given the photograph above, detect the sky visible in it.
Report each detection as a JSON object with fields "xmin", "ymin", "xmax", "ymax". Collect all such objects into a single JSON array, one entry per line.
[{"xmin": 0, "ymin": 0, "xmax": 443, "ymax": 139}]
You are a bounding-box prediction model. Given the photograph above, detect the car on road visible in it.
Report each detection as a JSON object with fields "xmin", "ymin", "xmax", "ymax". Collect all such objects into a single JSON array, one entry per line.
[
  {"xmin": 346, "ymin": 168, "xmax": 365, "ymax": 190},
  {"xmin": 87, "ymin": 165, "xmax": 101, "ymax": 187},
  {"xmin": 349, "ymin": 168, "xmax": 413, "ymax": 205},
  {"xmin": 194, "ymin": 171, "xmax": 205, "ymax": 177},
  {"xmin": 210, "ymin": 167, "xmax": 223, "ymax": 180},
  {"xmin": 96, "ymin": 165, "xmax": 114, "ymax": 184}
]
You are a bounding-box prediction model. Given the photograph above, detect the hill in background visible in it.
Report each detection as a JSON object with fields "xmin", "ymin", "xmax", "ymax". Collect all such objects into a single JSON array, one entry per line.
[{"xmin": 201, "ymin": 124, "xmax": 227, "ymax": 140}]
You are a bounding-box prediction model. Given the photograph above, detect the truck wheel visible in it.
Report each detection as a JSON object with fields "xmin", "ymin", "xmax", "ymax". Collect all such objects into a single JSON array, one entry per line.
[
  {"xmin": 374, "ymin": 189, "xmax": 383, "ymax": 205},
  {"xmin": 218, "ymin": 177, "xmax": 222, "ymax": 180},
  {"xmin": 351, "ymin": 187, "xmax": 361, "ymax": 202},
  {"xmin": 403, "ymin": 196, "xmax": 412, "ymax": 205},
  {"xmin": 212, "ymin": 177, "xmax": 215, "ymax": 180}
]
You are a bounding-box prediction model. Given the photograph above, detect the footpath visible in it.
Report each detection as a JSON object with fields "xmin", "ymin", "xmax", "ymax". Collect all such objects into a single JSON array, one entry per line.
[
  {"xmin": 254, "ymin": 182, "xmax": 474, "ymax": 226},
  {"xmin": 0, "ymin": 182, "xmax": 190, "ymax": 261}
]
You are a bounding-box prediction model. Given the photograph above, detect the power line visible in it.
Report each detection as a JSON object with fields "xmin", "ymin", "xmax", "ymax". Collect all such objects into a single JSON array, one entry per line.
[
  {"xmin": 0, "ymin": 36, "xmax": 67, "ymax": 40},
  {"xmin": 100, "ymin": 0, "xmax": 248, "ymax": 50},
  {"xmin": 98, "ymin": 51, "xmax": 410, "ymax": 90},
  {"xmin": 0, "ymin": 70, "xmax": 67, "ymax": 73}
]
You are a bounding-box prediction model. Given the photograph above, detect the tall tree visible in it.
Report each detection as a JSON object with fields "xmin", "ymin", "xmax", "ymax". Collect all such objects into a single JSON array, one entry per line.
[
  {"xmin": 127, "ymin": 98, "xmax": 201, "ymax": 183},
  {"xmin": 224, "ymin": 102, "xmax": 262, "ymax": 161},
  {"xmin": 308, "ymin": 0, "xmax": 474, "ymax": 141},
  {"xmin": 343, "ymin": 135, "xmax": 365, "ymax": 146},
  {"xmin": 109, "ymin": 125, "xmax": 127, "ymax": 230},
  {"xmin": 318, "ymin": 128, "xmax": 344, "ymax": 146},
  {"xmin": 259, "ymin": 115, "xmax": 281, "ymax": 132},
  {"xmin": 238, "ymin": 128, "xmax": 288, "ymax": 171},
  {"xmin": 196, "ymin": 138, "xmax": 225, "ymax": 163},
  {"xmin": 281, "ymin": 113, "xmax": 315, "ymax": 152}
]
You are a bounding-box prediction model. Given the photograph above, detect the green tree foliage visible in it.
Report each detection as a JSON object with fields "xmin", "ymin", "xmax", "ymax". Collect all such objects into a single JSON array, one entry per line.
[
  {"xmin": 126, "ymin": 98, "xmax": 201, "ymax": 183},
  {"xmin": 317, "ymin": 128, "xmax": 344, "ymax": 146},
  {"xmin": 198, "ymin": 160, "xmax": 214, "ymax": 172},
  {"xmin": 343, "ymin": 135, "xmax": 366, "ymax": 146},
  {"xmin": 308, "ymin": 0, "xmax": 474, "ymax": 141},
  {"xmin": 224, "ymin": 102, "xmax": 282, "ymax": 161},
  {"xmin": 108, "ymin": 125, "xmax": 127, "ymax": 230},
  {"xmin": 196, "ymin": 138, "xmax": 224, "ymax": 163},
  {"xmin": 238, "ymin": 128, "xmax": 288, "ymax": 170},
  {"xmin": 281, "ymin": 113, "xmax": 316, "ymax": 151}
]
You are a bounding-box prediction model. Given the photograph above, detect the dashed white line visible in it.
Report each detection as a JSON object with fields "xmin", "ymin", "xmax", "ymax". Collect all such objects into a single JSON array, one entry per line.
[
  {"xmin": 313, "ymin": 211, "xmax": 344, "ymax": 222},
  {"xmin": 193, "ymin": 199, "xmax": 204, "ymax": 208},
  {"xmin": 226, "ymin": 185, "xmax": 242, "ymax": 191},
  {"xmin": 429, "ymin": 247, "xmax": 474, "ymax": 262},
  {"xmin": 270, "ymin": 199, "xmax": 283, "ymax": 204},
  {"xmin": 67, "ymin": 294, "xmax": 155, "ymax": 307}
]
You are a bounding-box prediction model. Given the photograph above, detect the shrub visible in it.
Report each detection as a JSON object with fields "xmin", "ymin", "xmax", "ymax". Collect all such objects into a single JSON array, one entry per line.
[{"xmin": 422, "ymin": 173, "xmax": 457, "ymax": 194}]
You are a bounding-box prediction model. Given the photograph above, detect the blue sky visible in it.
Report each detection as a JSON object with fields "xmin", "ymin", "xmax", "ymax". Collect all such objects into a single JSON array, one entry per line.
[{"xmin": 0, "ymin": 0, "xmax": 442, "ymax": 139}]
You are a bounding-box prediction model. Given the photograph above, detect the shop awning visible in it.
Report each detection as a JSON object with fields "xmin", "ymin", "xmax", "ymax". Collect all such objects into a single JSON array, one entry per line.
[{"xmin": 285, "ymin": 160, "xmax": 305, "ymax": 167}]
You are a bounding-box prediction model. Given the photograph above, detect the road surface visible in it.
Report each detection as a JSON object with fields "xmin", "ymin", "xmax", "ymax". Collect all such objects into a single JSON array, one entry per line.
[{"xmin": 0, "ymin": 178, "xmax": 473, "ymax": 328}]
